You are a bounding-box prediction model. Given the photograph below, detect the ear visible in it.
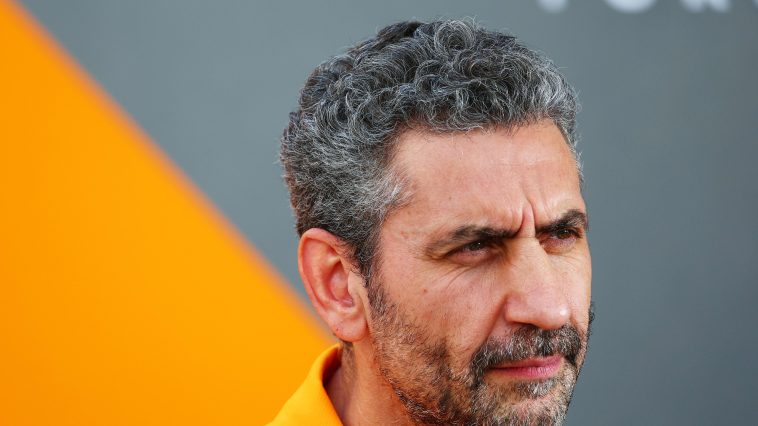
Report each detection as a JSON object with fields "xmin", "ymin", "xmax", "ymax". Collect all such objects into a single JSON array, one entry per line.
[{"xmin": 298, "ymin": 228, "xmax": 368, "ymax": 343}]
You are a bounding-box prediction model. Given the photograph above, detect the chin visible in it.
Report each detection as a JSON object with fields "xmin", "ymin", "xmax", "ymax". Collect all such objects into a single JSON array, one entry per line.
[{"xmin": 481, "ymin": 367, "xmax": 576, "ymax": 425}]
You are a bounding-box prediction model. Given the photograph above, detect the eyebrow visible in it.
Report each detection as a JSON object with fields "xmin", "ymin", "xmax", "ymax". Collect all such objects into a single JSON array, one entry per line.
[
  {"xmin": 536, "ymin": 209, "xmax": 589, "ymax": 236},
  {"xmin": 423, "ymin": 209, "xmax": 588, "ymax": 258}
]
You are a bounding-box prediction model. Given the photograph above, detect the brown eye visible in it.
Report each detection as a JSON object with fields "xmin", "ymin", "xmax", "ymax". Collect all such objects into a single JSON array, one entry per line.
[
  {"xmin": 541, "ymin": 228, "xmax": 580, "ymax": 254},
  {"xmin": 555, "ymin": 228, "xmax": 575, "ymax": 240}
]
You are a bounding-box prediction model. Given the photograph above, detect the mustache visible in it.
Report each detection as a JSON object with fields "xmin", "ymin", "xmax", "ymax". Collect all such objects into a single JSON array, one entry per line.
[{"xmin": 468, "ymin": 323, "xmax": 586, "ymax": 385}]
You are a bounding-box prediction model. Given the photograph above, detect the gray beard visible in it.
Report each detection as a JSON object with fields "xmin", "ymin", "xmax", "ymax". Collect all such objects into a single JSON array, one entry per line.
[{"xmin": 368, "ymin": 283, "xmax": 594, "ymax": 426}]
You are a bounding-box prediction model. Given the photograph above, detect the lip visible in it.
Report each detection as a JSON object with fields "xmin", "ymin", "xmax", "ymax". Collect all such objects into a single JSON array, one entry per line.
[{"xmin": 490, "ymin": 355, "xmax": 563, "ymax": 380}]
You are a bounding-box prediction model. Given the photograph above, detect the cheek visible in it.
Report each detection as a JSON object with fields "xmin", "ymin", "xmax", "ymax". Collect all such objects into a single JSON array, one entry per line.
[
  {"xmin": 383, "ymin": 257, "xmax": 503, "ymax": 342},
  {"xmin": 427, "ymin": 267, "xmax": 506, "ymax": 355}
]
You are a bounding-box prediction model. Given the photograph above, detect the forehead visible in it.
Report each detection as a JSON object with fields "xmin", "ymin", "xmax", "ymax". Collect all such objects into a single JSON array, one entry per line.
[{"xmin": 387, "ymin": 121, "xmax": 583, "ymax": 230}]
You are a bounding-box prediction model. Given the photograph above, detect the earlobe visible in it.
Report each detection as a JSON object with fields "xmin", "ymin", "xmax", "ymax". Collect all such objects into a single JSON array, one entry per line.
[{"xmin": 298, "ymin": 228, "xmax": 368, "ymax": 343}]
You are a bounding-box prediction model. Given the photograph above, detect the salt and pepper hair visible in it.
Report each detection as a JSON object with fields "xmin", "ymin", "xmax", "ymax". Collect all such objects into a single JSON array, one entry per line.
[{"xmin": 281, "ymin": 19, "xmax": 580, "ymax": 278}]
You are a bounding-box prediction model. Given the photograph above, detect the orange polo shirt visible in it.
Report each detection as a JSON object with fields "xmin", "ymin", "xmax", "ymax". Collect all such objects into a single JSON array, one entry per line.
[{"xmin": 267, "ymin": 344, "xmax": 343, "ymax": 425}]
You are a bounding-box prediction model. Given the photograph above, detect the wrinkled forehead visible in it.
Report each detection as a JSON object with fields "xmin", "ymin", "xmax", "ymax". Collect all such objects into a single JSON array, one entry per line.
[
  {"xmin": 390, "ymin": 121, "xmax": 581, "ymax": 202},
  {"xmin": 377, "ymin": 122, "xmax": 585, "ymax": 242}
]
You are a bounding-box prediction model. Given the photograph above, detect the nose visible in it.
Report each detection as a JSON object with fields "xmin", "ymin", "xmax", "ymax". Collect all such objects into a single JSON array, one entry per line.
[{"xmin": 501, "ymin": 242, "xmax": 570, "ymax": 330}]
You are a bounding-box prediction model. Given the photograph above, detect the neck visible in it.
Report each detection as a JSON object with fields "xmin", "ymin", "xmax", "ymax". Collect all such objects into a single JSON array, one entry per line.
[{"xmin": 326, "ymin": 343, "xmax": 413, "ymax": 426}]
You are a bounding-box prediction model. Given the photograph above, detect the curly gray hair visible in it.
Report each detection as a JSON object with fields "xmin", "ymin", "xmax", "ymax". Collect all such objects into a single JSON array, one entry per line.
[{"xmin": 281, "ymin": 19, "xmax": 579, "ymax": 278}]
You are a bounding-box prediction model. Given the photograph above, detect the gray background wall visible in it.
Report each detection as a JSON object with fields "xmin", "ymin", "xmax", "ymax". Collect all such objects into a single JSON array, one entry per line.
[{"xmin": 21, "ymin": 0, "xmax": 758, "ymax": 424}]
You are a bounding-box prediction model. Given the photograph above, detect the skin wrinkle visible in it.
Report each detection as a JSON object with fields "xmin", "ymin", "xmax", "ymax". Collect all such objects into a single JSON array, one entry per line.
[
  {"xmin": 421, "ymin": 209, "xmax": 587, "ymax": 262},
  {"xmin": 285, "ymin": 20, "xmax": 590, "ymax": 426},
  {"xmin": 281, "ymin": 20, "xmax": 580, "ymax": 278},
  {"xmin": 338, "ymin": 123, "xmax": 589, "ymax": 425},
  {"xmin": 368, "ymin": 262, "xmax": 592, "ymax": 425}
]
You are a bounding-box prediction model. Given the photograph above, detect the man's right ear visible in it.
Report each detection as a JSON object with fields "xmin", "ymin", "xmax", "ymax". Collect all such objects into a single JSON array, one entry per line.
[{"xmin": 298, "ymin": 228, "xmax": 368, "ymax": 343}]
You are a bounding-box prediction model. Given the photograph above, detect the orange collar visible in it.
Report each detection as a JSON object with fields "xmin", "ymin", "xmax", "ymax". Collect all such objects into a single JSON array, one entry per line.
[{"xmin": 268, "ymin": 344, "xmax": 343, "ymax": 425}]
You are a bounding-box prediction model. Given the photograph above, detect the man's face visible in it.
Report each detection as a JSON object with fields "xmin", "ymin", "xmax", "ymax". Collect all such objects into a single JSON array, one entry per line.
[{"xmin": 365, "ymin": 121, "xmax": 592, "ymax": 425}]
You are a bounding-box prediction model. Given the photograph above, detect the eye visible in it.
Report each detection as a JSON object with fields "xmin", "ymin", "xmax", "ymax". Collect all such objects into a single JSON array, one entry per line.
[
  {"xmin": 542, "ymin": 227, "xmax": 581, "ymax": 253},
  {"xmin": 462, "ymin": 240, "xmax": 488, "ymax": 252},
  {"xmin": 447, "ymin": 238, "xmax": 498, "ymax": 264},
  {"xmin": 554, "ymin": 228, "xmax": 576, "ymax": 240}
]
